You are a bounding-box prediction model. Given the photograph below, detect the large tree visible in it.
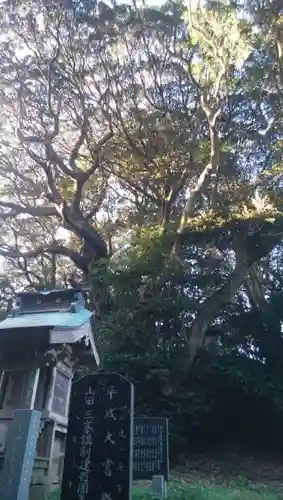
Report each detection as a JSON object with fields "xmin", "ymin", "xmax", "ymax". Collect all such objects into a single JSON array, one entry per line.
[{"xmin": 0, "ymin": 0, "xmax": 283, "ymax": 369}]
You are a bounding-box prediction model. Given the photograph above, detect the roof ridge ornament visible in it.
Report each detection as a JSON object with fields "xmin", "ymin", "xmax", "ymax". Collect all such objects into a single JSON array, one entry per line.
[{"xmin": 9, "ymin": 288, "xmax": 87, "ymax": 316}]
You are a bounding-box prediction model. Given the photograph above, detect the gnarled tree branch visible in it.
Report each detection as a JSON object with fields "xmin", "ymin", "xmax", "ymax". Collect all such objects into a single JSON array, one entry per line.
[
  {"xmin": 0, "ymin": 201, "xmax": 58, "ymax": 219},
  {"xmin": 0, "ymin": 244, "xmax": 89, "ymax": 273}
]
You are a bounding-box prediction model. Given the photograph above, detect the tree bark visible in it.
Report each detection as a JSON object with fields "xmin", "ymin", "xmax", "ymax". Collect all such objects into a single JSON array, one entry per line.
[
  {"xmin": 0, "ymin": 201, "xmax": 58, "ymax": 219},
  {"xmin": 186, "ymin": 264, "xmax": 249, "ymax": 367}
]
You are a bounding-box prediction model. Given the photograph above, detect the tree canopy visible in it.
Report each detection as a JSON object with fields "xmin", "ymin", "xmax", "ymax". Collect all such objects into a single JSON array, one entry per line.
[{"xmin": 0, "ymin": 0, "xmax": 283, "ymax": 394}]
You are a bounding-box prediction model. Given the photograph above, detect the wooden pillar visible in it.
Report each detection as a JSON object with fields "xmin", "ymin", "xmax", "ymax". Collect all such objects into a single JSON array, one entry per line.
[
  {"xmin": 30, "ymin": 368, "xmax": 40, "ymax": 409},
  {"xmin": 46, "ymin": 422, "xmax": 56, "ymax": 494},
  {"xmin": 0, "ymin": 371, "xmax": 5, "ymax": 407},
  {"xmin": 46, "ymin": 367, "xmax": 57, "ymax": 412},
  {"xmin": 65, "ymin": 375, "xmax": 72, "ymax": 418}
]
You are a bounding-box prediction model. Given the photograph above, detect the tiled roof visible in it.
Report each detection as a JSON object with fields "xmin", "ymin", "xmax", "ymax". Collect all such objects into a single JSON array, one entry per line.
[{"xmin": 0, "ymin": 309, "xmax": 92, "ymax": 330}]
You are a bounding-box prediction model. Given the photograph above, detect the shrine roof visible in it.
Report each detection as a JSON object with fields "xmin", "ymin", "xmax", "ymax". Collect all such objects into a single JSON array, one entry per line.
[{"xmin": 0, "ymin": 308, "xmax": 93, "ymax": 331}]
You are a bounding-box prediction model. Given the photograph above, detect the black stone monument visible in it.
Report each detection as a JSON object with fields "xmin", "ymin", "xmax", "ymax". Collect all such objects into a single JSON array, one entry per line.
[
  {"xmin": 61, "ymin": 372, "xmax": 134, "ymax": 500},
  {"xmin": 133, "ymin": 417, "xmax": 169, "ymax": 481}
]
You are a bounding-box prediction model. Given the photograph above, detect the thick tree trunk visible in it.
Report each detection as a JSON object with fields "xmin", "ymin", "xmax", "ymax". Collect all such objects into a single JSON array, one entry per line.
[
  {"xmin": 186, "ymin": 264, "xmax": 249, "ymax": 367},
  {"xmin": 173, "ymin": 227, "xmax": 283, "ymax": 380},
  {"xmin": 62, "ymin": 204, "xmax": 108, "ymax": 261}
]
